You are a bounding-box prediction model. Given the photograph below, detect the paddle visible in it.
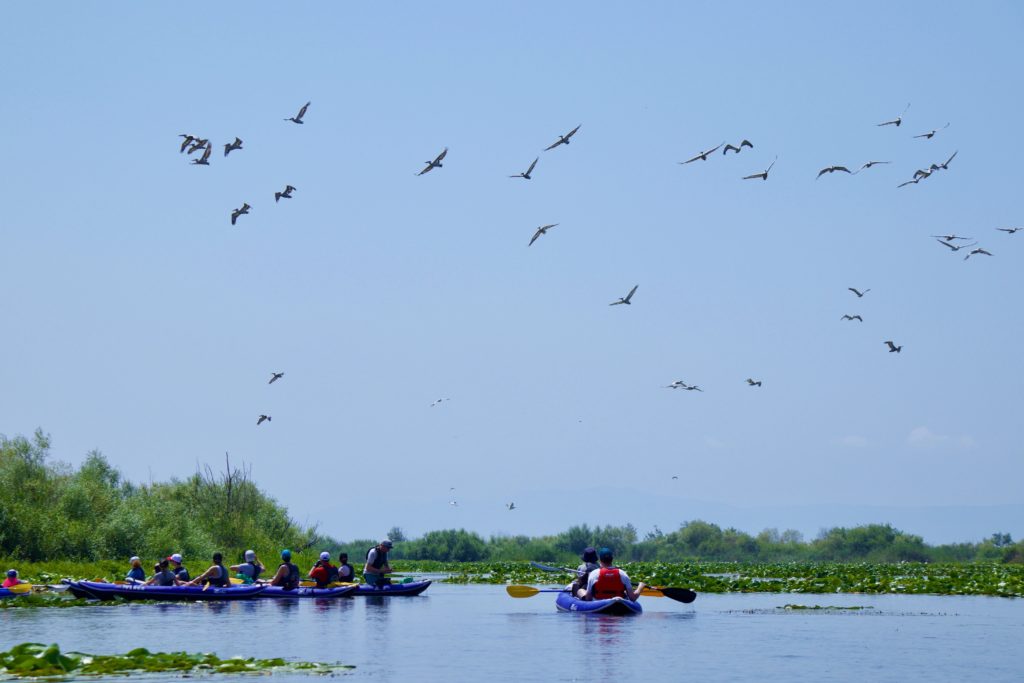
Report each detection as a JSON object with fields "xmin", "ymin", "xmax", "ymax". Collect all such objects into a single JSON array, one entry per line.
[
  {"xmin": 529, "ymin": 561, "xmax": 697, "ymax": 604},
  {"xmin": 506, "ymin": 584, "xmax": 668, "ymax": 599},
  {"xmin": 6, "ymin": 583, "xmax": 33, "ymax": 594}
]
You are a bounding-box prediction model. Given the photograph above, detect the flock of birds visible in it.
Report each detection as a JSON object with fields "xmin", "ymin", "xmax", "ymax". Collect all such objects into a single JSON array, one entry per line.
[{"xmin": 176, "ymin": 98, "xmax": 1018, "ymax": 501}]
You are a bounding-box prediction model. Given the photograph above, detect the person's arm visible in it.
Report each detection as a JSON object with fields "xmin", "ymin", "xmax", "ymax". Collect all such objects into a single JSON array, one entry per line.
[
  {"xmin": 620, "ymin": 571, "xmax": 645, "ymax": 601},
  {"xmin": 269, "ymin": 565, "xmax": 287, "ymax": 586},
  {"xmin": 583, "ymin": 569, "xmax": 598, "ymax": 601},
  {"xmin": 229, "ymin": 564, "xmax": 242, "ymax": 572},
  {"xmin": 364, "ymin": 550, "xmax": 379, "ymax": 576},
  {"xmin": 187, "ymin": 566, "xmax": 215, "ymax": 586}
]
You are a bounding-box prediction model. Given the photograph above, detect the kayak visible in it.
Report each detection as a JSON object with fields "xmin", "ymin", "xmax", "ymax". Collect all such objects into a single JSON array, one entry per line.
[
  {"xmin": 555, "ymin": 592, "xmax": 643, "ymax": 615},
  {"xmin": 353, "ymin": 579, "xmax": 431, "ymax": 596},
  {"xmin": 64, "ymin": 580, "xmax": 266, "ymax": 601},
  {"xmin": 0, "ymin": 588, "xmax": 25, "ymax": 599},
  {"xmin": 259, "ymin": 584, "xmax": 359, "ymax": 598}
]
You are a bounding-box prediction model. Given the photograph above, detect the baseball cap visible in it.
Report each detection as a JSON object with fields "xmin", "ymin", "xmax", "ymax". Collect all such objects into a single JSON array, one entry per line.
[
  {"xmin": 380, "ymin": 539, "xmax": 394, "ymax": 548},
  {"xmin": 244, "ymin": 550, "xmax": 256, "ymax": 561},
  {"xmin": 319, "ymin": 551, "xmax": 331, "ymax": 561},
  {"xmin": 168, "ymin": 553, "xmax": 183, "ymax": 563},
  {"xmin": 130, "ymin": 556, "xmax": 140, "ymax": 563},
  {"xmin": 598, "ymin": 547, "xmax": 613, "ymax": 561}
]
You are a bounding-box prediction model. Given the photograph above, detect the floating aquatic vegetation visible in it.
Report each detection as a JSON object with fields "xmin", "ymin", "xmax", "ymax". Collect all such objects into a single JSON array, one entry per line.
[
  {"xmin": 0, "ymin": 643, "xmax": 352, "ymax": 679},
  {"xmin": 780, "ymin": 604, "xmax": 873, "ymax": 610}
]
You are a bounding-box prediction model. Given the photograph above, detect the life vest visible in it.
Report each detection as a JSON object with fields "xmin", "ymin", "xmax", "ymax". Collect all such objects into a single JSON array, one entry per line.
[
  {"xmin": 206, "ymin": 563, "xmax": 230, "ymax": 587},
  {"xmin": 592, "ymin": 567, "xmax": 626, "ymax": 600},
  {"xmin": 325, "ymin": 564, "xmax": 339, "ymax": 583},
  {"xmin": 366, "ymin": 547, "xmax": 388, "ymax": 569},
  {"xmin": 278, "ymin": 562, "xmax": 300, "ymax": 590},
  {"xmin": 337, "ymin": 563, "xmax": 354, "ymax": 581}
]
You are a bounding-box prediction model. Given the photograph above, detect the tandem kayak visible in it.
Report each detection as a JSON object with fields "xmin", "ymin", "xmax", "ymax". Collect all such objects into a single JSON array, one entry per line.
[
  {"xmin": 555, "ymin": 592, "xmax": 643, "ymax": 615},
  {"xmin": 259, "ymin": 584, "xmax": 359, "ymax": 599},
  {"xmin": 0, "ymin": 588, "xmax": 25, "ymax": 599},
  {"xmin": 353, "ymin": 579, "xmax": 431, "ymax": 596},
  {"xmin": 64, "ymin": 580, "xmax": 266, "ymax": 601}
]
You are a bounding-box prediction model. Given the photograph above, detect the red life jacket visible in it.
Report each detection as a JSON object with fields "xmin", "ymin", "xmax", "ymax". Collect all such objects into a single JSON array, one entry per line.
[{"xmin": 592, "ymin": 567, "xmax": 626, "ymax": 599}]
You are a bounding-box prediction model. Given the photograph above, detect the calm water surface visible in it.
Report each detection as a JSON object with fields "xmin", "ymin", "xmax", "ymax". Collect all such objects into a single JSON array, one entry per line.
[{"xmin": 1, "ymin": 583, "xmax": 1020, "ymax": 682}]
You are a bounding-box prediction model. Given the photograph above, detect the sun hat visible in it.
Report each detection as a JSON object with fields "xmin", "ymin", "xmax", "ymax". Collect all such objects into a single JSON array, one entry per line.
[
  {"xmin": 319, "ymin": 551, "xmax": 331, "ymax": 561},
  {"xmin": 598, "ymin": 547, "xmax": 613, "ymax": 562},
  {"xmin": 6, "ymin": 569, "xmax": 17, "ymax": 577},
  {"xmin": 380, "ymin": 539, "xmax": 394, "ymax": 548},
  {"xmin": 244, "ymin": 550, "xmax": 256, "ymax": 561},
  {"xmin": 168, "ymin": 553, "xmax": 183, "ymax": 563},
  {"xmin": 582, "ymin": 547, "xmax": 598, "ymax": 562}
]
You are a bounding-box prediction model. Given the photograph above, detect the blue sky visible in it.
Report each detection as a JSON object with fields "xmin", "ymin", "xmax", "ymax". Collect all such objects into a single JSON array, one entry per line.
[{"xmin": 2, "ymin": 2, "xmax": 1022, "ymax": 543}]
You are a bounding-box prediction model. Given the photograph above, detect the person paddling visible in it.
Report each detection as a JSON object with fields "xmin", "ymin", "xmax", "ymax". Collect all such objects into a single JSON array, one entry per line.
[
  {"xmin": 584, "ymin": 547, "xmax": 645, "ymax": 602},
  {"xmin": 230, "ymin": 550, "xmax": 265, "ymax": 584},
  {"xmin": 269, "ymin": 549, "xmax": 300, "ymax": 590},
  {"xmin": 188, "ymin": 552, "xmax": 231, "ymax": 587},
  {"xmin": 308, "ymin": 551, "xmax": 337, "ymax": 588},
  {"xmin": 126, "ymin": 556, "xmax": 146, "ymax": 582},
  {"xmin": 168, "ymin": 553, "xmax": 190, "ymax": 582},
  {"xmin": 146, "ymin": 559, "xmax": 179, "ymax": 586},
  {"xmin": 363, "ymin": 539, "xmax": 394, "ymax": 587},
  {"xmin": 336, "ymin": 553, "xmax": 355, "ymax": 584},
  {"xmin": 570, "ymin": 547, "xmax": 601, "ymax": 598},
  {"xmin": 3, "ymin": 570, "xmax": 26, "ymax": 589}
]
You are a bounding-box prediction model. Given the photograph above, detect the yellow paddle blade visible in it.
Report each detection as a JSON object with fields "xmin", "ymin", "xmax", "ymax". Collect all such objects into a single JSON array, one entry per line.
[
  {"xmin": 229, "ymin": 577, "xmax": 244, "ymax": 585},
  {"xmin": 639, "ymin": 588, "xmax": 664, "ymax": 597},
  {"xmin": 505, "ymin": 585, "xmax": 542, "ymax": 598},
  {"xmin": 7, "ymin": 583, "xmax": 33, "ymax": 594},
  {"xmin": 299, "ymin": 580, "xmax": 316, "ymax": 587}
]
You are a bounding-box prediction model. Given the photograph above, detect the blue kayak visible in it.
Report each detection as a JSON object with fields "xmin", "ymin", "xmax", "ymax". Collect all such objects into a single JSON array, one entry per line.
[
  {"xmin": 64, "ymin": 580, "xmax": 266, "ymax": 601},
  {"xmin": 0, "ymin": 588, "xmax": 24, "ymax": 599},
  {"xmin": 259, "ymin": 584, "xmax": 359, "ymax": 598},
  {"xmin": 353, "ymin": 579, "xmax": 431, "ymax": 596},
  {"xmin": 555, "ymin": 592, "xmax": 643, "ymax": 615}
]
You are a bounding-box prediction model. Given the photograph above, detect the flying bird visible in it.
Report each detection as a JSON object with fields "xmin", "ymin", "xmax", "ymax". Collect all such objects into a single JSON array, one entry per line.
[
  {"xmin": 449, "ymin": 499, "xmax": 458, "ymax": 507},
  {"xmin": 746, "ymin": 378, "xmax": 762, "ymax": 387},
  {"xmin": 884, "ymin": 341, "xmax": 902, "ymax": 353},
  {"xmin": 914, "ymin": 123, "xmax": 950, "ymax": 139},
  {"xmin": 257, "ymin": 414, "xmax": 271, "ymax": 425},
  {"xmin": 223, "ymin": 137, "xmax": 243, "ymax": 156},
  {"xmin": 190, "ymin": 144, "xmax": 212, "ymax": 166},
  {"xmin": 528, "ymin": 223, "xmax": 558, "ymax": 247},
  {"xmin": 997, "ymin": 227, "xmax": 1023, "ymax": 234},
  {"xmin": 936, "ymin": 239, "xmax": 976, "ymax": 252},
  {"xmin": 680, "ymin": 143, "xmax": 724, "ymax": 164},
  {"xmin": 856, "ymin": 161, "xmax": 890, "ymax": 172},
  {"xmin": 510, "ymin": 157, "xmax": 538, "ymax": 179},
  {"xmin": 664, "ymin": 380, "xmax": 689, "ymax": 389},
  {"xmin": 877, "ymin": 103, "xmax": 910, "ymax": 127},
  {"xmin": 964, "ymin": 248, "xmax": 993, "ymax": 261},
  {"xmin": 544, "ymin": 125, "xmax": 581, "ymax": 151},
  {"xmin": 609, "ymin": 285, "xmax": 638, "ymax": 306},
  {"xmin": 913, "ymin": 168, "xmax": 934, "ymax": 180},
  {"xmin": 723, "ymin": 140, "xmax": 753, "ymax": 154},
  {"xmin": 179, "ymin": 134, "xmax": 195, "ymax": 153},
  {"xmin": 417, "ymin": 147, "xmax": 448, "ymax": 175},
  {"xmin": 931, "ymin": 150, "xmax": 958, "ymax": 171},
  {"xmin": 274, "ymin": 185, "xmax": 296, "ymax": 202},
  {"xmin": 231, "ymin": 203, "xmax": 251, "ymax": 225},
  {"xmin": 269, "ymin": 372, "xmax": 284, "ymax": 384},
  {"xmin": 742, "ymin": 157, "xmax": 777, "ymax": 180},
  {"xmin": 430, "ymin": 398, "xmax": 449, "ymax": 407},
  {"xmin": 187, "ymin": 139, "xmax": 209, "ymax": 155},
  {"xmin": 506, "ymin": 502, "xmax": 516, "ymax": 511},
  {"xmin": 848, "ymin": 287, "xmax": 870, "ymax": 298},
  {"xmin": 285, "ymin": 101, "xmax": 310, "ymax": 124},
  {"xmin": 817, "ymin": 165, "xmax": 852, "ymax": 179},
  {"xmin": 671, "ymin": 475, "xmax": 679, "ymax": 480},
  {"xmin": 932, "ymin": 234, "xmax": 972, "ymax": 242},
  {"xmin": 683, "ymin": 385, "xmax": 703, "ymax": 392},
  {"xmin": 840, "ymin": 314, "xmax": 863, "ymax": 322},
  {"xmin": 897, "ymin": 177, "xmax": 922, "ymax": 188}
]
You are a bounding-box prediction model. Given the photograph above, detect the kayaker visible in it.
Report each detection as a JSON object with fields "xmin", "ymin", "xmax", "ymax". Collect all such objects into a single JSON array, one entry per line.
[
  {"xmin": 167, "ymin": 553, "xmax": 190, "ymax": 582},
  {"xmin": 3, "ymin": 570, "xmax": 26, "ymax": 588},
  {"xmin": 584, "ymin": 547, "xmax": 645, "ymax": 602},
  {"xmin": 308, "ymin": 551, "xmax": 337, "ymax": 588},
  {"xmin": 188, "ymin": 552, "xmax": 231, "ymax": 587},
  {"xmin": 146, "ymin": 559, "xmax": 179, "ymax": 586},
  {"xmin": 363, "ymin": 539, "xmax": 394, "ymax": 587},
  {"xmin": 570, "ymin": 547, "xmax": 601, "ymax": 598},
  {"xmin": 269, "ymin": 549, "xmax": 301, "ymax": 590},
  {"xmin": 126, "ymin": 556, "xmax": 146, "ymax": 582},
  {"xmin": 337, "ymin": 553, "xmax": 355, "ymax": 583},
  {"xmin": 230, "ymin": 550, "xmax": 265, "ymax": 584}
]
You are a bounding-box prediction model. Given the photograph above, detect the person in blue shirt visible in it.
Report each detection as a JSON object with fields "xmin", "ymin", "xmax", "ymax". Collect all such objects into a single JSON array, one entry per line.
[
  {"xmin": 167, "ymin": 553, "xmax": 190, "ymax": 582},
  {"xmin": 126, "ymin": 556, "xmax": 146, "ymax": 582}
]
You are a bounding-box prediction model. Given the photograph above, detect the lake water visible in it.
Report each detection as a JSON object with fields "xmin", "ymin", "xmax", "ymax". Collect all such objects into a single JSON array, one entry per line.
[{"xmin": 1, "ymin": 583, "xmax": 1020, "ymax": 682}]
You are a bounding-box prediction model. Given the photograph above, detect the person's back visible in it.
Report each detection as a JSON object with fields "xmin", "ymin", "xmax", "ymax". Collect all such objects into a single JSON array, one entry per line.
[
  {"xmin": 231, "ymin": 551, "xmax": 263, "ymax": 584},
  {"xmin": 336, "ymin": 554, "xmax": 355, "ymax": 583},
  {"xmin": 126, "ymin": 556, "xmax": 145, "ymax": 582},
  {"xmin": 585, "ymin": 547, "xmax": 645, "ymax": 602},
  {"xmin": 3, "ymin": 570, "xmax": 23, "ymax": 588},
  {"xmin": 271, "ymin": 550, "xmax": 300, "ymax": 590},
  {"xmin": 571, "ymin": 548, "xmax": 601, "ymax": 598},
  {"xmin": 151, "ymin": 568, "xmax": 177, "ymax": 586},
  {"xmin": 171, "ymin": 564, "xmax": 190, "ymax": 582}
]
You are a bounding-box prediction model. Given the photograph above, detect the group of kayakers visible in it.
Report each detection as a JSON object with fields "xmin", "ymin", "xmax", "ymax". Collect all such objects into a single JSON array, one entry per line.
[
  {"xmin": 568, "ymin": 546, "xmax": 645, "ymax": 601},
  {"xmin": 108, "ymin": 539, "xmax": 394, "ymax": 590}
]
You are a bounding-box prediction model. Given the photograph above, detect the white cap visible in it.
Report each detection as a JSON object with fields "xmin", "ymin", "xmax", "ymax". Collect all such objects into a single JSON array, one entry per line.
[
  {"xmin": 244, "ymin": 550, "xmax": 256, "ymax": 561},
  {"xmin": 130, "ymin": 556, "xmax": 140, "ymax": 563},
  {"xmin": 170, "ymin": 553, "xmax": 183, "ymax": 563},
  {"xmin": 319, "ymin": 551, "xmax": 331, "ymax": 561}
]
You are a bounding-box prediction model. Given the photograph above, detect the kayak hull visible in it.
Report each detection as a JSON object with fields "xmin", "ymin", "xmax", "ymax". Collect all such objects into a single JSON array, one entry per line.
[
  {"xmin": 555, "ymin": 592, "xmax": 643, "ymax": 615},
  {"xmin": 259, "ymin": 584, "xmax": 359, "ymax": 598},
  {"xmin": 0, "ymin": 588, "xmax": 23, "ymax": 599},
  {"xmin": 64, "ymin": 580, "xmax": 266, "ymax": 601},
  {"xmin": 353, "ymin": 580, "xmax": 431, "ymax": 596}
]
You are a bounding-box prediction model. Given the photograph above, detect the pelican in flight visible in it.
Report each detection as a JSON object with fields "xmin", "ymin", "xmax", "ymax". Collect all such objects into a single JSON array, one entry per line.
[
  {"xmin": 223, "ymin": 137, "xmax": 243, "ymax": 156},
  {"xmin": 528, "ymin": 223, "xmax": 558, "ymax": 247},
  {"xmin": 964, "ymin": 248, "xmax": 992, "ymax": 261},
  {"xmin": 257, "ymin": 414, "xmax": 272, "ymax": 425},
  {"xmin": 275, "ymin": 185, "xmax": 296, "ymax": 202},
  {"xmin": 544, "ymin": 125, "xmax": 581, "ymax": 151},
  {"xmin": 417, "ymin": 148, "xmax": 448, "ymax": 175},
  {"xmin": 723, "ymin": 140, "xmax": 753, "ymax": 154},
  {"xmin": 664, "ymin": 380, "xmax": 689, "ymax": 389},
  {"xmin": 848, "ymin": 287, "xmax": 870, "ymax": 298},
  {"xmin": 914, "ymin": 123, "xmax": 950, "ymax": 139},
  {"xmin": 190, "ymin": 144, "xmax": 212, "ymax": 166},
  {"xmin": 507, "ymin": 502, "xmax": 516, "ymax": 511},
  {"xmin": 884, "ymin": 341, "xmax": 902, "ymax": 353},
  {"xmin": 746, "ymin": 378, "xmax": 762, "ymax": 387},
  {"xmin": 683, "ymin": 385, "xmax": 703, "ymax": 392},
  {"xmin": 936, "ymin": 239, "xmax": 976, "ymax": 252},
  {"xmin": 269, "ymin": 372, "xmax": 284, "ymax": 384},
  {"xmin": 680, "ymin": 143, "xmax": 724, "ymax": 164},
  {"xmin": 285, "ymin": 101, "xmax": 310, "ymax": 124},
  {"xmin": 817, "ymin": 165, "xmax": 852, "ymax": 179},
  {"xmin": 609, "ymin": 285, "xmax": 638, "ymax": 306},
  {"xmin": 179, "ymin": 134, "xmax": 195, "ymax": 153},
  {"xmin": 997, "ymin": 227, "xmax": 1023, "ymax": 234},
  {"xmin": 187, "ymin": 138, "xmax": 209, "ymax": 155},
  {"xmin": 742, "ymin": 157, "xmax": 777, "ymax": 181},
  {"xmin": 856, "ymin": 161, "xmax": 890, "ymax": 172},
  {"xmin": 840, "ymin": 314, "xmax": 863, "ymax": 322},
  {"xmin": 430, "ymin": 398, "xmax": 450, "ymax": 407},
  {"xmin": 930, "ymin": 150, "xmax": 958, "ymax": 171},
  {"xmin": 877, "ymin": 103, "xmax": 910, "ymax": 127},
  {"xmin": 231, "ymin": 203, "xmax": 251, "ymax": 225},
  {"xmin": 510, "ymin": 157, "xmax": 538, "ymax": 179},
  {"xmin": 932, "ymin": 234, "xmax": 972, "ymax": 242}
]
